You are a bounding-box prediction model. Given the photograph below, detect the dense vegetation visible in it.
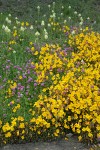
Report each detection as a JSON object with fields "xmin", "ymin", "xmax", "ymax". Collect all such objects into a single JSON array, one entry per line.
[{"xmin": 0, "ymin": 1, "xmax": 100, "ymax": 149}]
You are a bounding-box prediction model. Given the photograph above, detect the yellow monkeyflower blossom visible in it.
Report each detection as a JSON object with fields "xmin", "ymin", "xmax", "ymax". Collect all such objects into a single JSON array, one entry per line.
[
  {"xmin": 21, "ymin": 136, "xmax": 25, "ymax": 139},
  {"xmin": 5, "ymin": 132, "xmax": 11, "ymax": 138},
  {"xmin": 18, "ymin": 116, "xmax": 24, "ymax": 121},
  {"xmin": 19, "ymin": 123, "xmax": 25, "ymax": 129},
  {"xmin": 0, "ymin": 120, "xmax": 2, "ymax": 127}
]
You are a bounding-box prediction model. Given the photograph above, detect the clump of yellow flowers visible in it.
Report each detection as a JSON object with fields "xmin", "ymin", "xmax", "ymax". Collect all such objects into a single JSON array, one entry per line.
[{"xmin": 28, "ymin": 29, "xmax": 100, "ymax": 144}]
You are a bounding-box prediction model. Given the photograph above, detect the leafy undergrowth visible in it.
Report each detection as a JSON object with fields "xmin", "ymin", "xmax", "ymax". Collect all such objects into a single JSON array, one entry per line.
[{"xmin": 0, "ymin": 2, "xmax": 100, "ymax": 148}]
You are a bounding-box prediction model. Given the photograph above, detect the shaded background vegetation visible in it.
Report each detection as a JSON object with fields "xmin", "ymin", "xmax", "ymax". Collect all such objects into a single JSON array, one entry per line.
[{"xmin": 0, "ymin": 0, "xmax": 100, "ymax": 31}]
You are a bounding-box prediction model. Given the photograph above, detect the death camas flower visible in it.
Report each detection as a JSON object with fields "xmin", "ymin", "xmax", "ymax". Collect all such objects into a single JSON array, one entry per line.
[
  {"xmin": 71, "ymin": 30, "xmax": 75, "ymax": 35},
  {"xmin": 37, "ymin": 6, "xmax": 40, "ymax": 12},
  {"xmin": 4, "ymin": 26, "xmax": 11, "ymax": 33},
  {"xmin": 5, "ymin": 17, "xmax": 11, "ymax": 24},
  {"xmin": 30, "ymin": 25, "xmax": 34, "ymax": 30},
  {"xmin": 16, "ymin": 20, "xmax": 20, "ymax": 25},
  {"xmin": 48, "ymin": 23, "xmax": 51, "ymax": 27},
  {"xmin": 68, "ymin": 5, "xmax": 71, "ymax": 9},
  {"xmin": 78, "ymin": 14, "xmax": 81, "ymax": 17},
  {"xmin": 2, "ymin": 25, "xmax": 6, "ymax": 29},
  {"xmin": 41, "ymin": 20, "xmax": 45, "ymax": 26},
  {"xmin": 48, "ymin": 5, "xmax": 51, "ymax": 9},
  {"xmin": 61, "ymin": 13, "xmax": 63, "ymax": 16},
  {"xmin": 20, "ymin": 26, "xmax": 26, "ymax": 31},
  {"xmin": 35, "ymin": 31, "xmax": 40, "ymax": 36},
  {"xmin": 44, "ymin": 34, "xmax": 48, "ymax": 40},
  {"xmin": 68, "ymin": 17, "xmax": 71, "ymax": 20},
  {"xmin": 8, "ymin": 14, "xmax": 11, "ymax": 17},
  {"xmin": 74, "ymin": 11, "xmax": 77, "ymax": 15},
  {"xmin": 43, "ymin": 28, "xmax": 48, "ymax": 39},
  {"xmin": 13, "ymin": 26, "xmax": 16, "ymax": 29},
  {"xmin": 79, "ymin": 22, "xmax": 83, "ymax": 26},
  {"xmin": 64, "ymin": 20, "xmax": 67, "ymax": 23}
]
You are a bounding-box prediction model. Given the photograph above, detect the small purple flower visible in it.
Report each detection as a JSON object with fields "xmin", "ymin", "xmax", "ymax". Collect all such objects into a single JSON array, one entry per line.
[
  {"xmin": 27, "ymin": 70, "xmax": 30, "ymax": 74},
  {"xmin": 57, "ymin": 68, "xmax": 61, "ymax": 72},
  {"xmin": 0, "ymin": 86, "xmax": 3, "ymax": 89},
  {"xmin": 91, "ymin": 85, "xmax": 94, "ymax": 89},
  {"xmin": 18, "ymin": 92, "xmax": 21, "ymax": 98},
  {"xmin": 23, "ymin": 75, "xmax": 27, "ymax": 78},
  {"xmin": 3, "ymin": 114, "xmax": 6, "ymax": 117},
  {"xmin": 26, "ymin": 92, "xmax": 29, "ymax": 95},
  {"xmin": 34, "ymin": 82, "xmax": 37, "ymax": 87},
  {"xmin": 18, "ymin": 67, "xmax": 22, "ymax": 71},
  {"xmin": 3, "ymin": 78, "xmax": 6, "ymax": 82},
  {"xmin": 7, "ymin": 60, "xmax": 10, "ymax": 62},
  {"xmin": 10, "ymin": 102, "xmax": 13, "ymax": 106},
  {"xmin": 20, "ymin": 86, "xmax": 24, "ymax": 91},
  {"xmin": 26, "ymin": 85, "xmax": 30, "ymax": 89},
  {"xmin": 41, "ymin": 83, "xmax": 44, "ymax": 86},
  {"xmin": 34, "ymin": 71, "xmax": 37, "ymax": 75},
  {"xmin": 31, "ymin": 64, "xmax": 35, "ymax": 69},
  {"xmin": 14, "ymin": 66, "xmax": 17, "ymax": 68},
  {"xmin": 81, "ymin": 68, "xmax": 85, "ymax": 72},
  {"xmin": 18, "ymin": 83, "xmax": 21, "ymax": 86},
  {"xmin": 65, "ymin": 47, "xmax": 72, "ymax": 51},
  {"xmin": 26, "ymin": 47, "xmax": 30, "ymax": 52},
  {"xmin": 6, "ymin": 66, "xmax": 10, "ymax": 69},
  {"xmin": 28, "ymin": 77, "xmax": 32, "ymax": 83}
]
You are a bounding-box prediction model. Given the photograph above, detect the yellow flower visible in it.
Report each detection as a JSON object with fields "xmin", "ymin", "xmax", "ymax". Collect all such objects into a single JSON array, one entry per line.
[
  {"xmin": 5, "ymin": 132, "xmax": 11, "ymax": 138},
  {"xmin": 34, "ymin": 51, "xmax": 38, "ymax": 55},
  {"xmin": 30, "ymin": 118, "xmax": 35, "ymax": 123},
  {"xmin": 3, "ymin": 140, "xmax": 7, "ymax": 144},
  {"xmin": 54, "ymin": 132, "xmax": 58, "ymax": 137},
  {"xmin": 31, "ymin": 47, "xmax": 35, "ymax": 51},
  {"xmin": 46, "ymin": 123, "xmax": 50, "ymax": 128},
  {"xmin": 10, "ymin": 82, "xmax": 17, "ymax": 89},
  {"xmin": 21, "ymin": 136, "xmax": 24, "ymax": 139},
  {"xmin": 52, "ymin": 118, "xmax": 56, "ymax": 123},
  {"xmin": 10, "ymin": 125, "xmax": 14, "ymax": 131},
  {"xmin": 68, "ymin": 116, "xmax": 71, "ymax": 121},
  {"xmin": 19, "ymin": 123, "xmax": 25, "ymax": 129},
  {"xmin": 19, "ymin": 76, "xmax": 23, "ymax": 80},
  {"xmin": 2, "ymin": 123, "xmax": 11, "ymax": 132},
  {"xmin": 30, "ymin": 42, "xmax": 33, "ymax": 45},
  {"xmin": 22, "ymin": 130, "xmax": 25, "ymax": 134},
  {"xmin": 18, "ymin": 116, "xmax": 24, "ymax": 121},
  {"xmin": 88, "ymin": 132, "xmax": 93, "ymax": 138},
  {"xmin": 96, "ymin": 116, "xmax": 100, "ymax": 124},
  {"xmin": 26, "ymin": 22, "xmax": 29, "ymax": 26},
  {"xmin": 17, "ymin": 130, "xmax": 19, "ymax": 136},
  {"xmin": 21, "ymin": 22, "xmax": 24, "ymax": 26},
  {"xmin": 65, "ymin": 137, "xmax": 68, "ymax": 141},
  {"xmin": 78, "ymin": 136, "xmax": 82, "ymax": 141},
  {"xmin": 37, "ymin": 131, "xmax": 41, "ymax": 134},
  {"xmin": 56, "ymin": 129, "xmax": 60, "ymax": 134},
  {"xmin": 0, "ymin": 120, "xmax": 2, "ymax": 127}
]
